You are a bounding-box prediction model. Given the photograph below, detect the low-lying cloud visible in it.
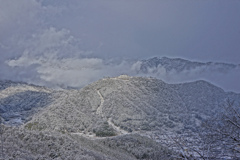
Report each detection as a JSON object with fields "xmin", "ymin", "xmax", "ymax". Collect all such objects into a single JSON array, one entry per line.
[
  {"xmin": 7, "ymin": 53, "xmax": 132, "ymax": 88},
  {"xmin": 131, "ymin": 59, "xmax": 240, "ymax": 93}
]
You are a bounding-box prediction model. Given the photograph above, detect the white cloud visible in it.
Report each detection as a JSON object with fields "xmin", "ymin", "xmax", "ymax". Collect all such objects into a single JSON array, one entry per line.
[
  {"xmin": 1, "ymin": 0, "xmax": 134, "ymax": 88},
  {"xmin": 16, "ymin": 27, "xmax": 81, "ymax": 58},
  {"xmin": 7, "ymin": 50, "xmax": 131, "ymax": 88}
]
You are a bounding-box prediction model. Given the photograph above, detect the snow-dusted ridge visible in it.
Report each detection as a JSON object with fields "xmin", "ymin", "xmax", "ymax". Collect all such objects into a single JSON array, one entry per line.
[
  {"xmin": 1, "ymin": 75, "xmax": 239, "ymax": 134},
  {"xmin": 0, "ymin": 80, "xmax": 53, "ymax": 125}
]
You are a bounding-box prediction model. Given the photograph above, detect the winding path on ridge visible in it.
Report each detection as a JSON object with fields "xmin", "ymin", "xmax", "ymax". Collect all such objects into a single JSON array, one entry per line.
[
  {"xmin": 96, "ymin": 89, "xmax": 129, "ymax": 135},
  {"xmin": 96, "ymin": 90, "xmax": 104, "ymax": 117}
]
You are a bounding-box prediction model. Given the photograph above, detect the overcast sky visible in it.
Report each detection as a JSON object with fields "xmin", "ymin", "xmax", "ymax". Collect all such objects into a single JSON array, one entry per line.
[
  {"xmin": 44, "ymin": 0, "xmax": 240, "ymax": 62},
  {"xmin": 0, "ymin": 0, "xmax": 240, "ymax": 91}
]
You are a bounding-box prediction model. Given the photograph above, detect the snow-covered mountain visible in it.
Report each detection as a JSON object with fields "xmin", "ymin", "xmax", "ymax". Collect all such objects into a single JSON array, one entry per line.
[
  {"xmin": 133, "ymin": 57, "xmax": 239, "ymax": 74},
  {"xmin": 1, "ymin": 76, "xmax": 239, "ymax": 133},
  {"xmin": 0, "ymin": 76, "xmax": 240, "ymax": 159},
  {"xmin": 22, "ymin": 75, "xmax": 239, "ymax": 134}
]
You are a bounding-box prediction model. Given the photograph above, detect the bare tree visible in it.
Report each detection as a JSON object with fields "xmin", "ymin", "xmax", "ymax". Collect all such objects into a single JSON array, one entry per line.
[
  {"xmin": 160, "ymin": 100, "xmax": 240, "ymax": 159},
  {"xmin": 157, "ymin": 132, "xmax": 215, "ymax": 159},
  {"xmin": 204, "ymin": 99, "xmax": 240, "ymax": 158}
]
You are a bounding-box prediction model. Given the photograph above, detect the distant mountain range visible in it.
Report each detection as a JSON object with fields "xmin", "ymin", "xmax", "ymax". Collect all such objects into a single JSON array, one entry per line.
[
  {"xmin": 0, "ymin": 75, "xmax": 240, "ymax": 159},
  {"xmin": 131, "ymin": 57, "xmax": 240, "ymax": 93},
  {"xmin": 133, "ymin": 57, "xmax": 239, "ymax": 74},
  {"xmin": 3, "ymin": 56, "xmax": 240, "ymax": 92}
]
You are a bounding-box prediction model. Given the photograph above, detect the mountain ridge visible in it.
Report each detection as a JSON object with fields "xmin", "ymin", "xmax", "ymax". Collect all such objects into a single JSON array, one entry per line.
[
  {"xmin": 1, "ymin": 76, "xmax": 240, "ymax": 159},
  {"xmin": 2, "ymin": 75, "xmax": 236, "ymax": 134},
  {"xmin": 133, "ymin": 57, "xmax": 239, "ymax": 74}
]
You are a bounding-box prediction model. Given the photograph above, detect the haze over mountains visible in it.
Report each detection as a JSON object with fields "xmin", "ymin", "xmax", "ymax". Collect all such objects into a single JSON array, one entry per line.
[
  {"xmin": 131, "ymin": 57, "xmax": 240, "ymax": 92},
  {"xmin": 4, "ymin": 57, "xmax": 240, "ymax": 92}
]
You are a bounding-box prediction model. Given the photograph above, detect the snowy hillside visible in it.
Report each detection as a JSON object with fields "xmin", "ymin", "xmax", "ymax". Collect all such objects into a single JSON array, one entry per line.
[{"xmin": 0, "ymin": 76, "xmax": 240, "ymax": 159}]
